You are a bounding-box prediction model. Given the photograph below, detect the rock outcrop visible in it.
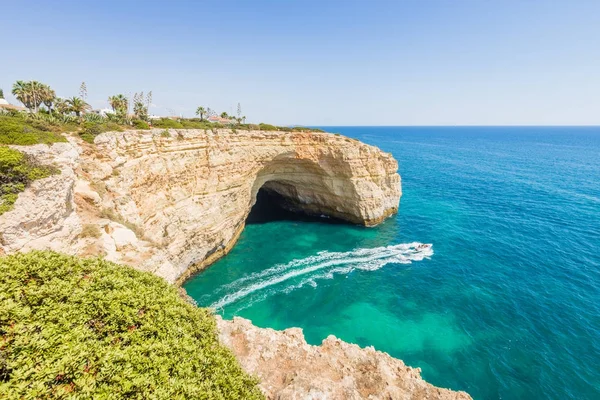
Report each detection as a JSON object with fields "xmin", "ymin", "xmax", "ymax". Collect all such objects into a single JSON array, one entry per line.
[
  {"xmin": 1, "ymin": 128, "xmax": 400, "ymax": 283},
  {"xmin": 217, "ymin": 316, "xmax": 472, "ymax": 400}
]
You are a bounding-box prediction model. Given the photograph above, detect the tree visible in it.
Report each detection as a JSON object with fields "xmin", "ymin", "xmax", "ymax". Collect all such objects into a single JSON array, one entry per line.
[
  {"xmin": 220, "ymin": 112, "xmax": 229, "ymax": 119},
  {"xmin": 54, "ymin": 98, "xmax": 69, "ymax": 115},
  {"xmin": 146, "ymin": 91, "xmax": 152, "ymax": 116},
  {"xmin": 132, "ymin": 92, "xmax": 148, "ymax": 121},
  {"xmin": 108, "ymin": 94, "xmax": 128, "ymax": 116},
  {"xmin": 196, "ymin": 106, "xmax": 206, "ymax": 121},
  {"xmin": 67, "ymin": 96, "xmax": 90, "ymax": 119},
  {"xmin": 40, "ymin": 84, "xmax": 56, "ymax": 114},
  {"xmin": 30, "ymin": 81, "xmax": 45, "ymax": 112},
  {"xmin": 0, "ymin": 88, "xmax": 4, "ymax": 99},
  {"xmin": 12, "ymin": 81, "xmax": 29, "ymax": 108},
  {"xmin": 12, "ymin": 80, "xmax": 45, "ymax": 112},
  {"xmin": 79, "ymin": 81, "xmax": 87, "ymax": 101}
]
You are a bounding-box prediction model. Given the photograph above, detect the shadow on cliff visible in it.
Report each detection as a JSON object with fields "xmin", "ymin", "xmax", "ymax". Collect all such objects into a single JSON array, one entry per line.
[{"xmin": 246, "ymin": 188, "xmax": 346, "ymax": 225}]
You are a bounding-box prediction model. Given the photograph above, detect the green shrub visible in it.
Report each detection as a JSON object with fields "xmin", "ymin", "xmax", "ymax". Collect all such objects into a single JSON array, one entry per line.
[
  {"xmin": 79, "ymin": 122, "xmax": 124, "ymax": 144},
  {"xmin": 0, "ymin": 251, "xmax": 263, "ymax": 399},
  {"xmin": 0, "ymin": 115, "xmax": 67, "ymax": 145},
  {"xmin": 160, "ymin": 129, "xmax": 171, "ymax": 138},
  {"xmin": 132, "ymin": 120, "xmax": 150, "ymax": 130},
  {"xmin": 291, "ymin": 126, "xmax": 324, "ymax": 133},
  {"xmin": 0, "ymin": 147, "xmax": 58, "ymax": 215},
  {"xmin": 152, "ymin": 118, "xmax": 183, "ymax": 129},
  {"xmin": 79, "ymin": 132, "xmax": 95, "ymax": 144},
  {"xmin": 180, "ymin": 119, "xmax": 214, "ymax": 130},
  {"xmin": 258, "ymin": 123, "xmax": 278, "ymax": 131}
]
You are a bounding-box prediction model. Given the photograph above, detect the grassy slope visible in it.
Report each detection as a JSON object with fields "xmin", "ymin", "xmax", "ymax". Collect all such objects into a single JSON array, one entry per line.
[
  {"xmin": 0, "ymin": 251, "xmax": 263, "ymax": 399},
  {"xmin": 0, "ymin": 115, "xmax": 67, "ymax": 145}
]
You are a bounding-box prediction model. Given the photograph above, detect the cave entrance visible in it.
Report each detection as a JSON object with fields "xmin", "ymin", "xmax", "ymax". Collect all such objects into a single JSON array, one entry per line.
[{"xmin": 246, "ymin": 185, "xmax": 345, "ymax": 225}]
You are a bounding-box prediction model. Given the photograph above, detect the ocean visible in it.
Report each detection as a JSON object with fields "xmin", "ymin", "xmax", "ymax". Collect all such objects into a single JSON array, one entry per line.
[{"xmin": 183, "ymin": 127, "xmax": 600, "ymax": 399}]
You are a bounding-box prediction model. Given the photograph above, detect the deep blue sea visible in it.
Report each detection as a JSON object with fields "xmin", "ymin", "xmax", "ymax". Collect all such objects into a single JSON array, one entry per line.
[{"xmin": 184, "ymin": 127, "xmax": 600, "ymax": 399}]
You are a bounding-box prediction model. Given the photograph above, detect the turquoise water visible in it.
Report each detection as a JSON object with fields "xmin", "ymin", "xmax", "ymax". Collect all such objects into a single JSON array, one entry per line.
[{"xmin": 184, "ymin": 127, "xmax": 600, "ymax": 399}]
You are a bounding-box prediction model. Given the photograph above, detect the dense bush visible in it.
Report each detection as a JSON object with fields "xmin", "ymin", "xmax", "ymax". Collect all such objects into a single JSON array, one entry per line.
[
  {"xmin": 0, "ymin": 147, "xmax": 57, "ymax": 215},
  {"xmin": 180, "ymin": 120, "xmax": 215, "ymax": 129},
  {"xmin": 132, "ymin": 119, "xmax": 150, "ymax": 130},
  {"xmin": 257, "ymin": 123, "xmax": 278, "ymax": 131},
  {"xmin": 0, "ymin": 251, "xmax": 263, "ymax": 399},
  {"xmin": 79, "ymin": 121, "xmax": 124, "ymax": 144},
  {"xmin": 151, "ymin": 118, "xmax": 184, "ymax": 129},
  {"xmin": 291, "ymin": 126, "xmax": 324, "ymax": 133},
  {"xmin": 0, "ymin": 115, "xmax": 67, "ymax": 145}
]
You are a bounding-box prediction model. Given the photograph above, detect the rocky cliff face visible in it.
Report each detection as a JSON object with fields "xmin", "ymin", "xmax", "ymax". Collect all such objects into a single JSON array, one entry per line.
[
  {"xmin": 1, "ymin": 128, "xmax": 399, "ymax": 283},
  {"xmin": 0, "ymin": 129, "xmax": 471, "ymax": 399},
  {"xmin": 218, "ymin": 316, "xmax": 471, "ymax": 400}
]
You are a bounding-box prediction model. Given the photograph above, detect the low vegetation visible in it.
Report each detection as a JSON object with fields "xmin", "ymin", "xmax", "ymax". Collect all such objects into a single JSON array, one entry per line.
[
  {"xmin": 79, "ymin": 224, "xmax": 102, "ymax": 238},
  {"xmin": 0, "ymin": 147, "xmax": 57, "ymax": 215},
  {"xmin": 79, "ymin": 121, "xmax": 124, "ymax": 143},
  {"xmin": 0, "ymin": 251, "xmax": 263, "ymax": 399},
  {"xmin": 0, "ymin": 113, "xmax": 68, "ymax": 145},
  {"xmin": 2, "ymin": 79, "xmax": 326, "ymax": 145}
]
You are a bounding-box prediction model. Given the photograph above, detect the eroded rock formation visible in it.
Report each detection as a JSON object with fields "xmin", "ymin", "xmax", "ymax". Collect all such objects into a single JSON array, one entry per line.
[
  {"xmin": 0, "ymin": 129, "xmax": 400, "ymax": 283},
  {"xmin": 218, "ymin": 316, "xmax": 472, "ymax": 400},
  {"xmin": 0, "ymin": 129, "xmax": 472, "ymax": 398}
]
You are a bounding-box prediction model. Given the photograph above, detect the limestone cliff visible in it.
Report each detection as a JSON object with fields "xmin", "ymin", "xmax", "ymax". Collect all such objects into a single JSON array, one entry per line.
[
  {"xmin": 0, "ymin": 128, "xmax": 400, "ymax": 283},
  {"xmin": 218, "ymin": 316, "xmax": 471, "ymax": 400},
  {"xmin": 0, "ymin": 129, "xmax": 473, "ymax": 399}
]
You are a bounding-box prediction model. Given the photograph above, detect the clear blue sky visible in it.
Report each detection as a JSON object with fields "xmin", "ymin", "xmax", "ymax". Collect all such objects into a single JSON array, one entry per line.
[{"xmin": 1, "ymin": 0, "xmax": 599, "ymax": 125}]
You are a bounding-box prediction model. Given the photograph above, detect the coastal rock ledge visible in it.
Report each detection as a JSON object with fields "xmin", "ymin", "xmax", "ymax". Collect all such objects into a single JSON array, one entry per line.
[
  {"xmin": 218, "ymin": 316, "xmax": 472, "ymax": 400},
  {"xmin": 0, "ymin": 128, "xmax": 400, "ymax": 283}
]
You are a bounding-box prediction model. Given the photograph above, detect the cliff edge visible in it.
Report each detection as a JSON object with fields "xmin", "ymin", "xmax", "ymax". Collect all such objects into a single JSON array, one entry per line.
[
  {"xmin": 218, "ymin": 316, "xmax": 471, "ymax": 400},
  {"xmin": 0, "ymin": 128, "xmax": 400, "ymax": 283}
]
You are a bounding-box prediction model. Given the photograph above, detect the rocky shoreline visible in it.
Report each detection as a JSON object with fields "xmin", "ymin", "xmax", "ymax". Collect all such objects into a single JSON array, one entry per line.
[{"xmin": 218, "ymin": 316, "xmax": 471, "ymax": 399}]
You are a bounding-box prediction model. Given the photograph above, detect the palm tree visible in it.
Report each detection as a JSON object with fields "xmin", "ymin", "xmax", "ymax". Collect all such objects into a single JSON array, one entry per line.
[
  {"xmin": 12, "ymin": 81, "xmax": 30, "ymax": 109},
  {"xmin": 40, "ymin": 84, "xmax": 56, "ymax": 114},
  {"xmin": 67, "ymin": 96, "xmax": 90, "ymax": 119},
  {"xmin": 11, "ymin": 80, "xmax": 45, "ymax": 112},
  {"xmin": 196, "ymin": 106, "xmax": 206, "ymax": 121},
  {"xmin": 220, "ymin": 112, "xmax": 229, "ymax": 119},
  {"xmin": 54, "ymin": 98, "xmax": 69, "ymax": 115},
  {"xmin": 108, "ymin": 94, "xmax": 128, "ymax": 116},
  {"xmin": 27, "ymin": 81, "xmax": 44, "ymax": 113}
]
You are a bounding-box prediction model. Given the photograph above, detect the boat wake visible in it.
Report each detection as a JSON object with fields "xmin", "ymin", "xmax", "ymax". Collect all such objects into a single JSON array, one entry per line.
[{"xmin": 210, "ymin": 242, "xmax": 433, "ymax": 311}]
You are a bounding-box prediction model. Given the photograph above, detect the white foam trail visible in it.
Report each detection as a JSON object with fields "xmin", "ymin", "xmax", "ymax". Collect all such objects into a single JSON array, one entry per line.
[{"xmin": 211, "ymin": 242, "xmax": 433, "ymax": 310}]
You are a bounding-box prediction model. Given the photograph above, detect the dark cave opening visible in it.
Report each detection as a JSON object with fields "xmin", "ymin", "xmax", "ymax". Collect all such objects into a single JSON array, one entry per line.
[{"xmin": 246, "ymin": 187, "xmax": 345, "ymax": 225}]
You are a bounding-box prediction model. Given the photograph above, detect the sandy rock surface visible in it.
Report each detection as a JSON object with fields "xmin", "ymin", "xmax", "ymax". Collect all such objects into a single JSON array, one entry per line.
[{"xmin": 217, "ymin": 316, "xmax": 472, "ymax": 400}]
